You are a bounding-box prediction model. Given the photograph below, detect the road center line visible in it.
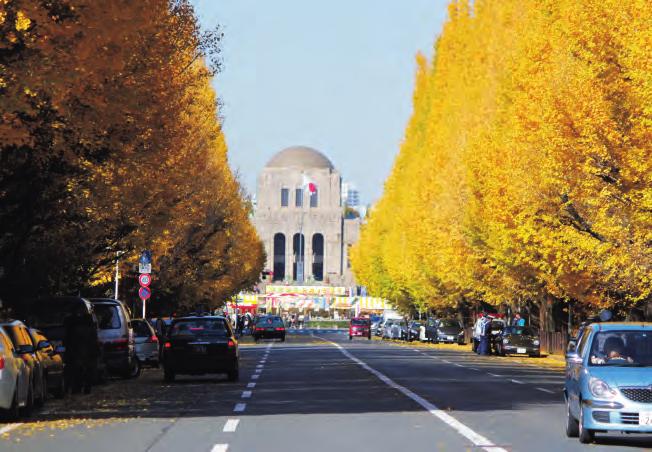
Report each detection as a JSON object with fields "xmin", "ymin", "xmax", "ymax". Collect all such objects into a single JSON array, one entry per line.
[
  {"xmin": 510, "ymin": 379, "xmax": 524, "ymax": 384},
  {"xmin": 251, "ymin": 374, "xmax": 260, "ymax": 379},
  {"xmin": 241, "ymin": 390, "xmax": 252, "ymax": 398},
  {"xmin": 223, "ymin": 419, "xmax": 239, "ymax": 432},
  {"xmin": 488, "ymin": 373, "xmax": 502, "ymax": 377},
  {"xmin": 247, "ymin": 382, "xmax": 256, "ymax": 388},
  {"xmin": 320, "ymin": 338, "xmax": 508, "ymax": 452},
  {"xmin": 536, "ymin": 387, "xmax": 555, "ymax": 394},
  {"xmin": 210, "ymin": 444, "xmax": 229, "ymax": 452},
  {"xmin": 233, "ymin": 403, "xmax": 246, "ymax": 412},
  {"xmin": 256, "ymin": 364, "xmax": 264, "ymax": 368}
]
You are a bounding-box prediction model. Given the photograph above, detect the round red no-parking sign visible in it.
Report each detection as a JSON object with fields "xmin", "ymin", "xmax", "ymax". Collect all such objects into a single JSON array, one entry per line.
[
  {"xmin": 139, "ymin": 273, "xmax": 152, "ymax": 287},
  {"xmin": 138, "ymin": 286, "xmax": 151, "ymax": 301}
]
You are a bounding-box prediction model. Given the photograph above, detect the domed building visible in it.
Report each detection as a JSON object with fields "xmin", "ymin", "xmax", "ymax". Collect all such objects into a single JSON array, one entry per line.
[{"xmin": 253, "ymin": 146, "xmax": 359, "ymax": 286}]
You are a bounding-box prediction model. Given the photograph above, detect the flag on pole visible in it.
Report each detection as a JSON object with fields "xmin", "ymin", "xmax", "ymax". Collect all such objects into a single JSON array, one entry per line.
[{"xmin": 302, "ymin": 174, "xmax": 317, "ymax": 194}]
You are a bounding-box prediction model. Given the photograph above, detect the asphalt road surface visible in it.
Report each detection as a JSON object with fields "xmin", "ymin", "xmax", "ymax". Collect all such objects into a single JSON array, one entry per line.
[{"xmin": 2, "ymin": 331, "xmax": 651, "ymax": 451}]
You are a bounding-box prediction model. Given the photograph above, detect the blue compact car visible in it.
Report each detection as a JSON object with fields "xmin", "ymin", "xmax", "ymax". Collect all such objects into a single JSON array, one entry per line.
[{"xmin": 565, "ymin": 322, "xmax": 652, "ymax": 444}]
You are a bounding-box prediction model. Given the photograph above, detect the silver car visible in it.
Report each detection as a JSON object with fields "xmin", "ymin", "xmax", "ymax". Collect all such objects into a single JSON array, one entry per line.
[
  {"xmin": 131, "ymin": 319, "xmax": 159, "ymax": 367},
  {"xmin": 0, "ymin": 328, "xmax": 31, "ymax": 420}
]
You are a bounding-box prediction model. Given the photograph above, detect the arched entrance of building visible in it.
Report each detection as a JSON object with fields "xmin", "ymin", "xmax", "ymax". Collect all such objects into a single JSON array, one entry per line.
[
  {"xmin": 312, "ymin": 233, "xmax": 324, "ymax": 281},
  {"xmin": 273, "ymin": 233, "xmax": 285, "ymax": 281},
  {"xmin": 293, "ymin": 233, "xmax": 305, "ymax": 281}
]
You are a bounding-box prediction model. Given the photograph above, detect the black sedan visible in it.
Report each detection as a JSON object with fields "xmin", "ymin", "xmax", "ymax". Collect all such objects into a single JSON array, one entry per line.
[
  {"xmin": 253, "ymin": 316, "xmax": 286, "ymax": 342},
  {"xmin": 494, "ymin": 326, "xmax": 540, "ymax": 357},
  {"xmin": 162, "ymin": 316, "xmax": 239, "ymax": 382},
  {"xmin": 431, "ymin": 319, "xmax": 465, "ymax": 345}
]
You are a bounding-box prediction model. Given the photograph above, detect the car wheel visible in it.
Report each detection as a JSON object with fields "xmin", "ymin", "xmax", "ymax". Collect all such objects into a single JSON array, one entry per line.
[
  {"xmin": 565, "ymin": 398, "xmax": 579, "ymax": 438},
  {"xmin": 529, "ymin": 352, "xmax": 541, "ymax": 358},
  {"xmin": 496, "ymin": 344, "xmax": 505, "ymax": 356},
  {"xmin": 126, "ymin": 358, "xmax": 141, "ymax": 379},
  {"xmin": 52, "ymin": 375, "xmax": 65, "ymax": 399},
  {"xmin": 163, "ymin": 367, "xmax": 175, "ymax": 382},
  {"xmin": 280, "ymin": 336, "xmax": 286, "ymax": 342},
  {"xmin": 227, "ymin": 368, "xmax": 239, "ymax": 382},
  {"xmin": 578, "ymin": 404, "xmax": 594, "ymax": 444},
  {"xmin": 349, "ymin": 335, "xmax": 352, "ymax": 341},
  {"xmin": 19, "ymin": 382, "xmax": 34, "ymax": 417}
]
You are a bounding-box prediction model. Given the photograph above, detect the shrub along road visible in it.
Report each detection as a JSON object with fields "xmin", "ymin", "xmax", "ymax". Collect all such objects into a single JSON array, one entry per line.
[{"xmin": 1, "ymin": 333, "xmax": 649, "ymax": 451}]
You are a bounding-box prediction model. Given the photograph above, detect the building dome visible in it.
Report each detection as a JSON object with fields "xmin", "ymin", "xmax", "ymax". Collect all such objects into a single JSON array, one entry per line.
[{"xmin": 265, "ymin": 146, "xmax": 334, "ymax": 170}]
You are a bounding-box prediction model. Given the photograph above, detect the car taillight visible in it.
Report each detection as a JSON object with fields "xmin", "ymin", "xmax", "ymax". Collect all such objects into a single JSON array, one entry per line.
[
  {"xmin": 110, "ymin": 338, "xmax": 129, "ymax": 350},
  {"xmin": 164, "ymin": 342, "xmax": 171, "ymax": 349},
  {"xmin": 256, "ymin": 327, "xmax": 264, "ymax": 331},
  {"xmin": 149, "ymin": 335, "xmax": 158, "ymax": 343},
  {"xmin": 0, "ymin": 356, "xmax": 5, "ymax": 370},
  {"xmin": 228, "ymin": 340, "xmax": 235, "ymax": 348},
  {"xmin": 275, "ymin": 327, "xmax": 285, "ymax": 331}
]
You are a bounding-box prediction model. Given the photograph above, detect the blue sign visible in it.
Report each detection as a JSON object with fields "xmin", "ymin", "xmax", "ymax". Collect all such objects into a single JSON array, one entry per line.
[{"xmin": 139, "ymin": 250, "xmax": 152, "ymax": 265}]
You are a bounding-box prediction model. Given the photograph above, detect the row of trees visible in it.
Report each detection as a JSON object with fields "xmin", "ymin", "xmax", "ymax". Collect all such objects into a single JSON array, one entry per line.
[
  {"xmin": 0, "ymin": 0, "xmax": 264, "ymax": 312},
  {"xmin": 351, "ymin": 0, "xmax": 652, "ymax": 329}
]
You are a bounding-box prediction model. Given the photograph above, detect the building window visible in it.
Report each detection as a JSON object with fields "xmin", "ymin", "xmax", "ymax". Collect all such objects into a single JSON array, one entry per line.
[
  {"xmin": 281, "ymin": 188, "xmax": 289, "ymax": 207},
  {"xmin": 273, "ymin": 233, "xmax": 286, "ymax": 281},
  {"xmin": 310, "ymin": 188, "xmax": 318, "ymax": 208},
  {"xmin": 295, "ymin": 188, "xmax": 303, "ymax": 207},
  {"xmin": 312, "ymin": 233, "xmax": 324, "ymax": 281},
  {"xmin": 292, "ymin": 233, "xmax": 305, "ymax": 281}
]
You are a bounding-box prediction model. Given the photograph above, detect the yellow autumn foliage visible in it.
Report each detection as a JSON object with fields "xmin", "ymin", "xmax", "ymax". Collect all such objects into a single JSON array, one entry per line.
[{"xmin": 352, "ymin": 0, "xmax": 652, "ymax": 322}]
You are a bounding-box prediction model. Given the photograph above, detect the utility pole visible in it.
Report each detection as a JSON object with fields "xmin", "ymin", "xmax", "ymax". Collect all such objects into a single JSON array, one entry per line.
[{"xmin": 114, "ymin": 252, "xmax": 120, "ymax": 300}]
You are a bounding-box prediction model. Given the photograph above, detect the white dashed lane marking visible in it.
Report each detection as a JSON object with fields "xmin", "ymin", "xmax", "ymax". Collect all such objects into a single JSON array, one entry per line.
[
  {"xmin": 233, "ymin": 403, "xmax": 246, "ymax": 412},
  {"xmin": 251, "ymin": 374, "xmax": 260, "ymax": 379},
  {"xmin": 241, "ymin": 390, "xmax": 252, "ymax": 398},
  {"xmin": 247, "ymin": 382, "xmax": 256, "ymax": 388},
  {"xmin": 536, "ymin": 387, "xmax": 555, "ymax": 394},
  {"xmin": 510, "ymin": 379, "xmax": 525, "ymax": 385},
  {"xmin": 223, "ymin": 419, "xmax": 240, "ymax": 432},
  {"xmin": 256, "ymin": 364, "xmax": 264, "ymax": 368},
  {"xmin": 255, "ymin": 369, "xmax": 263, "ymax": 374},
  {"xmin": 210, "ymin": 444, "xmax": 229, "ymax": 452}
]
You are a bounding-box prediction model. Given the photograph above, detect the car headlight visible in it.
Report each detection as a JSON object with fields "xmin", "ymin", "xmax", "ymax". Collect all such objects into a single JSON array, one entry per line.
[
  {"xmin": 502, "ymin": 338, "xmax": 509, "ymax": 344},
  {"xmin": 589, "ymin": 377, "xmax": 617, "ymax": 400},
  {"xmin": 533, "ymin": 340, "xmax": 540, "ymax": 346}
]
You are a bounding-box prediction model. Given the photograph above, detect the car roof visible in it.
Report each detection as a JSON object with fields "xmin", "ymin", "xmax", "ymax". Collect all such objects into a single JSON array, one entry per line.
[
  {"xmin": 590, "ymin": 322, "xmax": 652, "ymax": 332},
  {"xmin": 173, "ymin": 316, "xmax": 227, "ymax": 321},
  {"xmin": 89, "ymin": 298, "xmax": 122, "ymax": 305},
  {"xmin": 0, "ymin": 319, "xmax": 27, "ymax": 327}
]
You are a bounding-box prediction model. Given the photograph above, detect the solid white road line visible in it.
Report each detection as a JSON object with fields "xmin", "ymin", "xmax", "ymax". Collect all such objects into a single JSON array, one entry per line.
[
  {"xmin": 321, "ymin": 339, "xmax": 508, "ymax": 452},
  {"xmin": 233, "ymin": 403, "xmax": 246, "ymax": 412},
  {"xmin": 536, "ymin": 387, "xmax": 555, "ymax": 394},
  {"xmin": 223, "ymin": 419, "xmax": 240, "ymax": 432},
  {"xmin": 510, "ymin": 379, "xmax": 524, "ymax": 385},
  {"xmin": 251, "ymin": 374, "xmax": 260, "ymax": 379},
  {"xmin": 488, "ymin": 373, "xmax": 503, "ymax": 377},
  {"xmin": 210, "ymin": 444, "xmax": 229, "ymax": 452},
  {"xmin": 241, "ymin": 390, "xmax": 252, "ymax": 398},
  {"xmin": 454, "ymin": 363, "xmax": 465, "ymax": 368},
  {"xmin": 441, "ymin": 360, "xmax": 451, "ymax": 364},
  {"xmin": 0, "ymin": 423, "xmax": 21, "ymax": 436}
]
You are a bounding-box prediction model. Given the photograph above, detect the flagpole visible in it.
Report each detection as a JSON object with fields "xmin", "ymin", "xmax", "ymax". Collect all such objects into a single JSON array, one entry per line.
[{"xmin": 298, "ymin": 172, "xmax": 305, "ymax": 283}]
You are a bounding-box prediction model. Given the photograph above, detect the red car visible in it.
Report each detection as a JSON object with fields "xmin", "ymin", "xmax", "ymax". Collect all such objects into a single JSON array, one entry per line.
[{"xmin": 349, "ymin": 318, "xmax": 371, "ymax": 340}]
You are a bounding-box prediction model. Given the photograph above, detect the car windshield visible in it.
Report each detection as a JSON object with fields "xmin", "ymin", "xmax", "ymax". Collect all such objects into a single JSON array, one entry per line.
[
  {"xmin": 439, "ymin": 320, "xmax": 458, "ymax": 328},
  {"xmin": 132, "ymin": 320, "xmax": 152, "ymax": 337},
  {"xmin": 94, "ymin": 304, "xmax": 121, "ymax": 329},
  {"xmin": 589, "ymin": 330, "xmax": 652, "ymax": 366},
  {"xmin": 259, "ymin": 317, "xmax": 284, "ymax": 327},
  {"xmin": 351, "ymin": 319, "xmax": 368, "ymax": 326},
  {"xmin": 171, "ymin": 319, "xmax": 229, "ymax": 338},
  {"xmin": 504, "ymin": 326, "xmax": 536, "ymax": 336}
]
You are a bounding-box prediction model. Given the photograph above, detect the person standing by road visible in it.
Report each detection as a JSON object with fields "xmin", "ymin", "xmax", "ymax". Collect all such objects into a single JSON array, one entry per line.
[
  {"xmin": 474, "ymin": 313, "xmax": 485, "ymax": 354},
  {"xmin": 478, "ymin": 314, "xmax": 492, "ymax": 356},
  {"xmin": 512, "ymin": 312, "xmax": 526, "ymax": 327}
]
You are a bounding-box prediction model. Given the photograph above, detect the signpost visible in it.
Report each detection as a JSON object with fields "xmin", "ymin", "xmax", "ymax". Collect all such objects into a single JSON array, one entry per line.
[{"xmin": 138, "ymin": 250, "xmax": 152, "ymax": 319}]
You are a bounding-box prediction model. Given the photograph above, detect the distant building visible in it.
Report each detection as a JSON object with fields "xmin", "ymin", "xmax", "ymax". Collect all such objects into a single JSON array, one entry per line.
[
  {"xmin": 341, "ymin": 182, "xmax": 360, "ymax": 209},
  {"xmin": 253, "ymin": 146, "xmax": 359, "ymax": 286}
]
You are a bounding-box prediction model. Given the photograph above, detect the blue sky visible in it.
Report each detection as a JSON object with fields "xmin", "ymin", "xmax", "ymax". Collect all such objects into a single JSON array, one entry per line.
[{"xmin": 190, "ymin": 0, "xmax": 448, "ymax": 204}]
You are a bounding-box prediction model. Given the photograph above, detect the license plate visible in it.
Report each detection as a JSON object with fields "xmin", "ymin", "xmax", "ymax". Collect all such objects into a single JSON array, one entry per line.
[
  {"xmin": 192, "ymin": 345, "xmax": 207, "ymax": 354},
  {"xmin": 517, "ymin": 347, "xmax": 527, "ymax": 354},
  {"xmin": 640, "ymin": 412, "xmax": 652, "ymax": 425},
  {"xmin": 447, "ymin": 336, "xmax": 454, "ymax": 341}
]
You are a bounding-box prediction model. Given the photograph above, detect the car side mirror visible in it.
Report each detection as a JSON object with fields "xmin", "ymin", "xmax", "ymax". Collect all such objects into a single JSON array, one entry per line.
[
  {"xmin": 37, "ymin": 340, "xmax": 51, "ymax": 350},
  {"xmin": 566, "ymin": 351, "xmax": 582, "ymax": 364},
  {"xmin": 567, "ymin": 341, "xmax": 577, "ymax": 353}
]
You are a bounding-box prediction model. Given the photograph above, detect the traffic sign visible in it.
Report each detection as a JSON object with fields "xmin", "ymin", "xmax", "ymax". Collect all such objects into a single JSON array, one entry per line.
[
  {"xmin": 139, "ymin": 262, "xmax": 151, "ymax": 274},
  {"xmin": 138, "ymin": 286, "xmax": 151, "ymax": 301},
  {"xmin": 139, "ymin": 273, "xmax": 151, "ymax": 287},
  {"xmin": 139, "ymin": 250, "xmax": 152, "ymax": 265}
]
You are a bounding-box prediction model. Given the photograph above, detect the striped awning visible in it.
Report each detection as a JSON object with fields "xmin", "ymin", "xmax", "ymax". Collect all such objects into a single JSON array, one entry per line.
[{"xmin": 356, "ymin": 297, "xmax": 393, "ymax": 310}]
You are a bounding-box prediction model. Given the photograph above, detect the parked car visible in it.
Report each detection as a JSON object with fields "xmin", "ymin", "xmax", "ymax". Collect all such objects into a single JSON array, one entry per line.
[
  {"xmin": 0, "ymin": 320, "xmax": 45, "ymax": 408},
  {"xmin": 28, "ymin": 329, "xmax": 65, "ymax": 398},
  {"xmin": 370, "ymin": 319, "xmax": 383, "ymax": 336},
  {"xmin": 494, "ymin": 326, "xmax": 540, "ymax": 357},
  {"xmin": 20, "ymin": 296, "xmax": 105, "ymax": 385},
  {"xmin": 349, "ymin": 317, "xmax": 371, "ymax": 340},
  {"xmin": 131, "ymin": 319, "xmax": 159, "ymax": 368},
  {"xmin": 381, "ymin": 320, "xmax": 395, "ymax": 339},
  {"xmin": 0, "ymin": 328, "xmax": 31, "ymax": 420},
  {"xmin": 253, "ymin": 316, "xmax": 286, "ymax": 342},
  {"xmin": 431, "ymin": 319, "xmax": 465, "ymax": 345},
  {"xmin": 162, "ymin": 316, "xmax": 239, "ymax": 382},
  {"xmin": 565, "ymin": 322, "xmax": 652, "ymax": 444},
  {"xmin": 90, "ymin": 299, "xmax": 139, "ymax": 379},
  {"xmin": 424, "ymin": 318, "xmax": 439, "ymax": 343},
  {"xmin": 402, "ymin": 321, "xmax": 422, "ymax": 341}
]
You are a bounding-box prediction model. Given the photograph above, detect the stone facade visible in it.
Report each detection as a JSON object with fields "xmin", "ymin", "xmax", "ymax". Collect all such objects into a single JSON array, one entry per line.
[{"xmin": 253, "ymin": 146, "xmax": 358, "ymax": 286}]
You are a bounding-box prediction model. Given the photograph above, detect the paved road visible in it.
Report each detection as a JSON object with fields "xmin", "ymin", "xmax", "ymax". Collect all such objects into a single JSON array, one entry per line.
[{"xmin": 1, "ymin": 332, "xmax": 651, "ymax": 451}]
